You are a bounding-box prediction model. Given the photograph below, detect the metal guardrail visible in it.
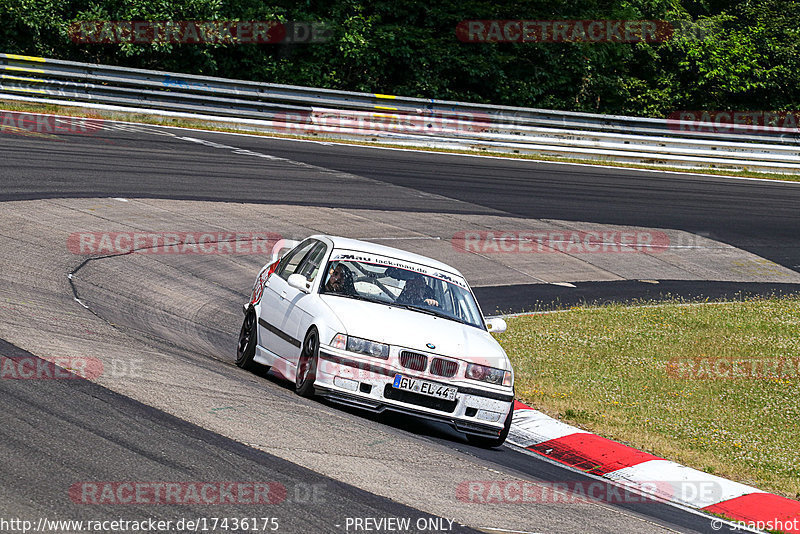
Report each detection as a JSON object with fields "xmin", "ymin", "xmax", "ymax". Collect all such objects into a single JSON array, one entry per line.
[{"xmin": 2, "ymin": 52, "xmax": 799, "ymax": 173}]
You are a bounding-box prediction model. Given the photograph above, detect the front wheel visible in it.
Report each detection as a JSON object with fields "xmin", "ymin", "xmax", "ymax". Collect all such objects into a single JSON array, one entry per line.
[
  {"xmin": 467, "ymin": 402, "xmax": 514, "ymax": 449},
  {"xmin": 236, "ymin": 309, "xmax": 263, "ymax": 371},
  {"xmin": 295, "ymin": 327, "xmax": 319, "ymax": 398}
]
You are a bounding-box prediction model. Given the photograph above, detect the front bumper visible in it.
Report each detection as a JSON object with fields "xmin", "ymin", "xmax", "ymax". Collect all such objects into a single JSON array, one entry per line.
[{"xmin": 314, "ymin": 347, "xmax": 514, "ymax": 438}]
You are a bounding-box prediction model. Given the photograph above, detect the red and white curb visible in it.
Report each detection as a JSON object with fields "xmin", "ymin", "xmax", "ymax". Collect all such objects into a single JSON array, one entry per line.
[{"xmin": 508, "ymin": 401, "xmax": 800, "ymax": 533}]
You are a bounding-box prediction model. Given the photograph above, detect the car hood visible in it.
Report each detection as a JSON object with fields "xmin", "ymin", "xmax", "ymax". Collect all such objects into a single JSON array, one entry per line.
[{"xmin": 320, "ymin": 295, "xmax": 510, "ymax": 370}]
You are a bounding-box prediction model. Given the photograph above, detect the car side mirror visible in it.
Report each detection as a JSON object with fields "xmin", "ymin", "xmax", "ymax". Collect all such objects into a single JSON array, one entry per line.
[
  {"xmin": 485, "ymin": 317, "xmax": 507, "ymax": 333},
  {"xmin": 287, "ymin": 273, "xmax": 311, "ymax": 293}
]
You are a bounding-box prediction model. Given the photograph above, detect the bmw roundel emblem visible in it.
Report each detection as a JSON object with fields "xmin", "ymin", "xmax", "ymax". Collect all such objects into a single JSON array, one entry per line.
[{"xmin": 426, "ymin": 343, "xmax": 436, "ymax": 350}]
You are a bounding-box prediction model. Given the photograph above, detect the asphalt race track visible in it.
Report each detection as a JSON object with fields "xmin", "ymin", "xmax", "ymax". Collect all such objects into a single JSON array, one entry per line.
[
  {"xmin": 473, "ymin": 279, "xmax": 800, "ymax": 314},
  {"xmin": 4, "ymin": 123, "xmax": 800, "ymax": 273},
  {"xmin": 0, "ymin": 338, "xmax": 476, "ymax": 534},
  {"xmin": 2, "ymin": 116, "xmax": 798, "ymax": 533},
  {"xmin": 4, "ymin": 120, "xmax": 800, "ymax": 312}
]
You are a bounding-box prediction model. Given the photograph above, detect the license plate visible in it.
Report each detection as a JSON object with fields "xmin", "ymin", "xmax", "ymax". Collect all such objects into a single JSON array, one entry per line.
[{"xmin": 392, "ymin": 374, "xmax": 457, "ymax": 401}]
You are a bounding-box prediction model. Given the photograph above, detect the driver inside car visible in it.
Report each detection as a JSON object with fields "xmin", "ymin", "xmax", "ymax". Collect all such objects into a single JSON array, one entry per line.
[
  {"xmin": 396, "ymin": 273, "xmax": 439, "ymax": 307},
  {"xmin": 323, "ymin": 262, "xmax": 356, "ymax": 295}
]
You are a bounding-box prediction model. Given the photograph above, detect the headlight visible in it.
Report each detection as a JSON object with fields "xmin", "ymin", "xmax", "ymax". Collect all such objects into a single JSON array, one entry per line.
[
  {"xmin": 330, "ymin": 334, "xmax": 389, "ymax": 359},
  {"xmin": 347, "ymin": 336, "xmax": 390, "ymax": 359},
  {"xmin": 465, "ymin": 363, "xmax": 512, "ymax": 386}
]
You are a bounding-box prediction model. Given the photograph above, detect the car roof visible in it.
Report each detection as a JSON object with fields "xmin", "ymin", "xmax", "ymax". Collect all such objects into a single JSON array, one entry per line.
[{"xmin": 311, "ymin": 235, "xmax": 464, "ymax": 277}]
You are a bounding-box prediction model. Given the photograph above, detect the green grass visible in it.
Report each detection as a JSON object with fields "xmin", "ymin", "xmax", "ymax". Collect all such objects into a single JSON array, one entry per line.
[
  {"xmin": 2, "ymin": 98, "xmax": 800, "ymax": 183},
  {"xmin": 496, "ymin": 297, "xmax": 800, "ymax": 500}
]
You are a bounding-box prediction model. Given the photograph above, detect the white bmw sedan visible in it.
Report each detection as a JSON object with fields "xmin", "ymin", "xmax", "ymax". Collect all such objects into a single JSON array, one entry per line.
[{"xmin": 237, "ymin": 235, "xmax": 515, "ymax": 447}]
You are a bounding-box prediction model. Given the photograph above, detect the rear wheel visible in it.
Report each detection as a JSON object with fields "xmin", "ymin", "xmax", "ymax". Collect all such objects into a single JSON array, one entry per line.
[
  {"xmin": 236, "ymin": 309, "xmax": 263, "ymax": 371},
  {"xmin": 467, "ymin": 402, "xmax": 514, "ymax": 448},
  {"xmin": 295, "ymin": 327, "xmax": 319, "ymax": 397}
]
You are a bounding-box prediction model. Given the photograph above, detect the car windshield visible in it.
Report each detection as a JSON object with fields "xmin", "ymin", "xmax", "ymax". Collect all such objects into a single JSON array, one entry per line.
[{"xmin": 319, "ymin": 254, "xmax": 485, "ymax": 330}]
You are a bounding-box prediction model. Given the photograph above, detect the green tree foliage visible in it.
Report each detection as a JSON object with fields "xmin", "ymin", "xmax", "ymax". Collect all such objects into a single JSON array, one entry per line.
[{"xmin": 0, "ymin": 0, "xmax": 797, "ymax": 116}]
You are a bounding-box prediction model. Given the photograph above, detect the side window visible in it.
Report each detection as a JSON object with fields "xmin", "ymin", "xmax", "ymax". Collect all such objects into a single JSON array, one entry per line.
[
  {"xmin": 297, "ymin": 243, "xmax": 327, "ymax": 283},
  {"xmin": 276, "ymin": 241, "xmax": 316, "ymax": 281}
]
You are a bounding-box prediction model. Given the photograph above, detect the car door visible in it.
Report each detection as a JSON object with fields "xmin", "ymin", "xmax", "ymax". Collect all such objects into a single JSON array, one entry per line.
[
  {"xmin": 284, "ymin": 241, "xmax": 329, "ymax": 367},
  {"xmin": 259, "ymin": 240, "xmax": 318, "ymax": 358}
]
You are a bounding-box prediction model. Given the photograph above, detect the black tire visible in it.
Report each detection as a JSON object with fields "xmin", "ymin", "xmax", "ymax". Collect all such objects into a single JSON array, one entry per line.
[
  {"xmin": 467, "ymin": 402, "xmax": 514, "ymax": 448},
  {"xmin": 236, "ymin": 309, "xmax": 261, "ymax": 371},
  {"xmin": 295, "ymin": 327, "xmax": 319, "ymax": 397}
]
